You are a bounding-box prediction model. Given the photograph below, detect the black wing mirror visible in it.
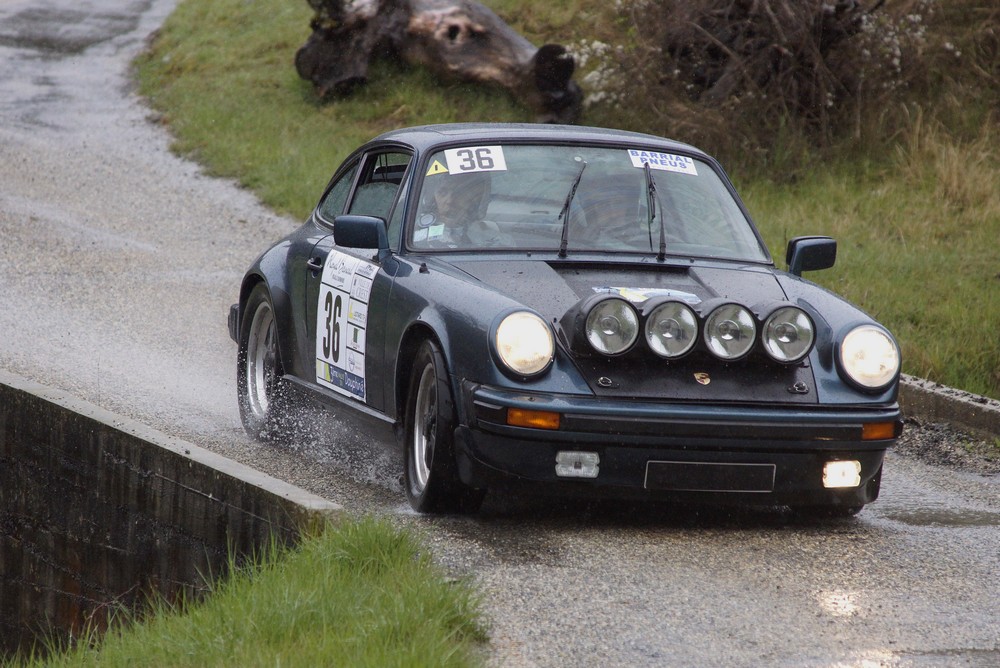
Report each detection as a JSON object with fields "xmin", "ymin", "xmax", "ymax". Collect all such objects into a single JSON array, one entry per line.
[
  {"xmin": 333, "ymin": 215, "xmax": 389, "ymax": 253},
  {"xmin": 786, "ymin": 236, "xmax": 836, "ymax": 277}
]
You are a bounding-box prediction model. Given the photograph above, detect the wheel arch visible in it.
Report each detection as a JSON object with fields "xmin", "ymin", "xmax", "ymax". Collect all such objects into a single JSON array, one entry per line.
[
  {"xmin": 239, "ymin": 273, "xmax": 296, "ymax": 380},
  {"xmin": 394, "ymin": 322, "xmax": 449, "ymax": 430}
]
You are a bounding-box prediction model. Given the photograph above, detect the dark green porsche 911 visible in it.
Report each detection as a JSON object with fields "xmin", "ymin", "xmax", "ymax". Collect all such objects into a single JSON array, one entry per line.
[{"xmin": 228, "ymin": 123, "xmax": 902, "ymax": 516}]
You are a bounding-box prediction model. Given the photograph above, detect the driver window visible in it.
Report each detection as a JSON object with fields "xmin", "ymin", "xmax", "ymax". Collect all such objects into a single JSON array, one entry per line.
[{"xmin": 347, "ymin": 151, "xmax": 411, "ymax": 221}]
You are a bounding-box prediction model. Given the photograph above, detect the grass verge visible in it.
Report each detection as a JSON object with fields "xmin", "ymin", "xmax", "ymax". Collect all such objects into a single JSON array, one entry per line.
[
  {"xmin": 134, "ymin": 0, "xmax": 1000, "ymax": 400},
  {"xmin": 740, "ymin": 115, "xmax": 1000, "ymax": 398},
  {"xmin": 11, "ymin": 517, "xmax": 485, "ymax": 667}
]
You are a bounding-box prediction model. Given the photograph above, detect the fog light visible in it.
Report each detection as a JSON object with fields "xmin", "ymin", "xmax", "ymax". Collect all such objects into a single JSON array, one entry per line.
[
  {"xmin": 555, "ymin": 451, "xmax": 600, "ymax": 478},
  {"xmin": 823, "ymin": 460, "xmax": 862, "ymax": 488}
]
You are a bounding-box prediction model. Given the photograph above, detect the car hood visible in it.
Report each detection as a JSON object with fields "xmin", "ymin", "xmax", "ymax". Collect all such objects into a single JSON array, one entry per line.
[
  {"xmin": 449, "ymin": 258, "xmax": 820, "ymax": 405},
  {"xmin": 449, "ymin": 258, "xmax": 786, "ymax": 321}
]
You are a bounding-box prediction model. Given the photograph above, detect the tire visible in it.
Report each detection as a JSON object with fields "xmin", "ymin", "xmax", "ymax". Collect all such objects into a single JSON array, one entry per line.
[
  {"xmin": 237, "ymin": 283, "xmax": 291, "ymax": 441},
  {"xmin": 403, "ymin": 340, "xmax": 485, "ymax": 514}
]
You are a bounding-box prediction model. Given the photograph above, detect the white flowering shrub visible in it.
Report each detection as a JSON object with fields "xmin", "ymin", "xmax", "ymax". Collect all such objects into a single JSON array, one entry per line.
[{"xmin": 565, "ymin": 40, "xmax": 627, "ymax": 109}]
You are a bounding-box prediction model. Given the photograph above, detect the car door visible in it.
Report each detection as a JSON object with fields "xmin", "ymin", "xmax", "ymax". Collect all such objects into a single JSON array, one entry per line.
[{"xmin": 305, "ymin": 149, "xmax": 411, "ymax": 415}]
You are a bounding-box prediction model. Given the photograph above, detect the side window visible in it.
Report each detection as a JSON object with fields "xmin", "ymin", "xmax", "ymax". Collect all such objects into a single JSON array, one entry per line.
[
  {"xmin": 318, "ymin": 161, "xmax": 359, "ymax": 222},
  {"xmin": 347, "ymin": 151, "xmax": 411, "ymax": 221}
]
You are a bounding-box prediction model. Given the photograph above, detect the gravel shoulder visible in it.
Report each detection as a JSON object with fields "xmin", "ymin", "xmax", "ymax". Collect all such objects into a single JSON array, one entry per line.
[
  {"xmin": 896, "ymin": 419, "xmax": 1000, "ymax": 476},
  {"xmin": 898, "ymin": 375, "xmax": 1000, "ymax": 477}
]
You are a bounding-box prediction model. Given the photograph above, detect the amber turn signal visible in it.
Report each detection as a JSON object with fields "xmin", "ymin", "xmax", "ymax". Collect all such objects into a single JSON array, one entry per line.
[
  {"xmin": 507, "ymin": 408, "xmax": 561, "ymax": 430},
  {"xmin": 862, "ymin": 421, "xmax": 899, "ymax": 441}
]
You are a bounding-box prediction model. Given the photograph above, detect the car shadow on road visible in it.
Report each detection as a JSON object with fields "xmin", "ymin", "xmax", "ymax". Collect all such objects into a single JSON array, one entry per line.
[{"xmin": 469, "ymin": 490, "xmax": 863, "ymax": 530}]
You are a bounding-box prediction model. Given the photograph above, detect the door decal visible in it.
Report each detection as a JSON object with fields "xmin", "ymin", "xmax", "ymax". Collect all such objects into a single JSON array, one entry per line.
[{"xmin": 315, "ymin": 250, "xmax": 376, "ymax": 401}]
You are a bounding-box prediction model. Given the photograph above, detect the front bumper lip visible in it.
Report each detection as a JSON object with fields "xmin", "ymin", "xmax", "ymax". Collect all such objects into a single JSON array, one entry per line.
[
  {"xmin": 457, "ymin": 383, "xmax": 900, "ymax": 505},
  {"xmin": 468, "ymin": 383, "xmax": 902, "ymax": 447}
]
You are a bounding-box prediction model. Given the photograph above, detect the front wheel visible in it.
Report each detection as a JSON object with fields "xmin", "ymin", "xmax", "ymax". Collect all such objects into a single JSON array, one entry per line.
[
  {"xmin": 403, "ymin": 340, "xmax": 485, "ymax": 514},
  {"xmin": 237, "ymin": 283, "xmax": 291, "ymax": 441}
]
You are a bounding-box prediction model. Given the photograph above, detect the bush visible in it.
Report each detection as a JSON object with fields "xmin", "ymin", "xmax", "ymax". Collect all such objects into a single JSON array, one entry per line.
[{"xmin": 571, "ymin": 0, "xmax": 998, "ymax": 171}]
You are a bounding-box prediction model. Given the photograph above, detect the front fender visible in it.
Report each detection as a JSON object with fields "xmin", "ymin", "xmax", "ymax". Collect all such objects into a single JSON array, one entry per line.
[
  {"xmin": 777, "ymin": 272, "xmax": 899, "ymax": 405},
  {"xmin": 385, "ymin": 257, "xmax": 592, "ymax": 425}
]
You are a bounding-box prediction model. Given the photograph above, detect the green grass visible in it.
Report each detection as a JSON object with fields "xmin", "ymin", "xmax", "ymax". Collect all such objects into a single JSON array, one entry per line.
[
  {"xmin": 135, "ymin": 0, "xmax": 529, "ymax": 218},
  {"xmin": 14, "ymin": 518, "xmax": 485, "ymax": 667},
  {"xmin": 740, "ymin": 119, "xmax": 1000, "ymax": 398},
  {"xmin": 134, "ymin": 0, "xmax": 1000, "ymax": 402}
]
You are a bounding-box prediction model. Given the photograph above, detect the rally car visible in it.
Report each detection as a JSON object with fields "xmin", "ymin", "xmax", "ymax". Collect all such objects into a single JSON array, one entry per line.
[{"xmin": 229, "ymin": 123, "xmax": 902, "ymax": 515}]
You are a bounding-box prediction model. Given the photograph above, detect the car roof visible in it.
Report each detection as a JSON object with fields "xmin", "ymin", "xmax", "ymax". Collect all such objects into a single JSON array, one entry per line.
[{"xmin": 369, "ymin": 123, "xmax": 710, "ymax": 159}]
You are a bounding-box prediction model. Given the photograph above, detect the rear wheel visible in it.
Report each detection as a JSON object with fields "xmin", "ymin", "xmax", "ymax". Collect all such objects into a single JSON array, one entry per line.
[
  {"xmin": 237, "ymin": 283, "xmax": 290, "ymax": 440},
  {"xmin": 404, "ymin": 340, "xmax": 485, "ymax": 514}
]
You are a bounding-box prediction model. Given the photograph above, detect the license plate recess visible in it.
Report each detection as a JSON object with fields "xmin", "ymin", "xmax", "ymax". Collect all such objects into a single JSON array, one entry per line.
[{"xmin": 644, "ymin": 460, "xmax": 776, "ymax": 493}]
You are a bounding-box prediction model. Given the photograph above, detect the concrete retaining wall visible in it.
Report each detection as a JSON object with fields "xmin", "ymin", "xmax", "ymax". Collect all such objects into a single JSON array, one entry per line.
[
  {"xmin": 899, "ymin": 375, "xmax": 1000, "ymax": 441},
  {"xmin": 0, "ymin": 370, "xmax": 341, "ymax": 658}
]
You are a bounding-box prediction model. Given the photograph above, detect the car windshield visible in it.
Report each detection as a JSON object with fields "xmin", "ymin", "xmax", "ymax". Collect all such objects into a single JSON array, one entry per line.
[{"xmin": 409, "ymin": 143, "xmax": 769, "ymax": 262}]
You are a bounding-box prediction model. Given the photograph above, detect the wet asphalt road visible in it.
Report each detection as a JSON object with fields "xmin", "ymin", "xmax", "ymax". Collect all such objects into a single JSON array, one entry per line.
[{"xmin": 2, "ymin": 1, "xmax": 1000, "ymax": 665}]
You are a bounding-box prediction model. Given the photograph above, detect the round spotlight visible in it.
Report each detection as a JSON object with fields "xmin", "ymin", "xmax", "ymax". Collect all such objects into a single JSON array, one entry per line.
[
  {"xmin": 762, "ymin": 306, "xmax": 815, "ymax": 363},
  {"xmin": 645, "ymin": 301, "xmax": 698, "ymax": 359},
  {"xmin": 585, "ymin": 298, "xmax": 639, "ymax": 355},
  {"xmin": 703, "ymin": 303, "xmax": 756, "ymax": 360}
]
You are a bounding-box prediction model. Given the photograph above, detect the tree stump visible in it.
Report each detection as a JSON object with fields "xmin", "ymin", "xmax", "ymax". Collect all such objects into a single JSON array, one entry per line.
[{"xmin": 294, "ymin": 0, "xmax": 581, "ymax": 124}]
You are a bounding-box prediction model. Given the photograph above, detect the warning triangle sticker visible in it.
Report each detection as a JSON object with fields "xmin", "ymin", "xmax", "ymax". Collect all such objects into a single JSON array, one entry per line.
[{"xmin": 426, "ymin": 160, "xmax": 449, "ymax": 176}]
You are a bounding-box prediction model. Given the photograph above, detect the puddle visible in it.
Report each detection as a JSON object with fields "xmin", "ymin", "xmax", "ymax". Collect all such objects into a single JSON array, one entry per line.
[
  {"xmin": 881, "ymin": 507, "xmax": 1000, "ymax": 528},
  {"xmin": 875, "ymin": 464, "xmax": 1000, "ymax": 527},
  {"xmin": 897, "ymin": 648, "xmax": 1000, "ymax": 667},
  {"xmin": 0, "ymin": 6, "xmax": 141, "ymax": 55}
]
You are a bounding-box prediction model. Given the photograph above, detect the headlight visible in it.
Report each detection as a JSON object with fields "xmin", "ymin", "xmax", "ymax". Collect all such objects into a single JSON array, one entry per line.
[
  {"xmin": 645, "ymin": 301, "xmax": 698, "ymax": 359},
  {"xmin": 839, "ymin": 325, "xmax": 900, "ymax": 390},
  {"xmin": 495, "ymin": 311, "xmax": 554, "ymax": 377},
  {"xmin": 703, "ymin": 303, "xmax": 756, "ymax": 360},
  {"xmin": 762, "ymin": 306, "xmax": 815, "ymax": 363},
  {"xmin": 586, "ymin": 297, "xmax": 639, "ymax": 355}
]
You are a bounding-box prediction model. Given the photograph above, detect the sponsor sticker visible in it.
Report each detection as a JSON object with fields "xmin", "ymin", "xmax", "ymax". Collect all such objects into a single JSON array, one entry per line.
[
  {"xmin": 315, "ymin": 250, "xmax": 375, "ymax": 402},
  {"xmin": 627, "ymin": 149, "xmax": 698, "ymax": 175},
  {"xmin": 593, "ymin": 287, "xmax": 702, "ymax": 305}
]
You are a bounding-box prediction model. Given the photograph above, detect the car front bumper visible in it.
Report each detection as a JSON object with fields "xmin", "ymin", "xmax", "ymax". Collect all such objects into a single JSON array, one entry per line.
[{"xmin": 454, "ymin": 384, "xmax": 901, "ymax": 508}]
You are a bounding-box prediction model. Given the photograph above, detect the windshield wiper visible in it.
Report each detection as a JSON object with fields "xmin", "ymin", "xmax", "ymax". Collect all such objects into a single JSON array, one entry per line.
[
  {"xmin": 557, "ymin": 161, "xmax": 587, "ymax": 258},
  {"xmin": 644, "ymin": 162, "xmax": 668, "ymax": 262}
]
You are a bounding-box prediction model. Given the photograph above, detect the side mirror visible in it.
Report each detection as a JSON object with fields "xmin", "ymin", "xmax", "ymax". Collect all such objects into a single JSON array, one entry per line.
[
  {"xmin": 786, "ymin": 236, "xmax": 836, "ymax": 277},
  {"xmin": 333, "ymin": 215, "xmax": 389, "ymax": 252}
]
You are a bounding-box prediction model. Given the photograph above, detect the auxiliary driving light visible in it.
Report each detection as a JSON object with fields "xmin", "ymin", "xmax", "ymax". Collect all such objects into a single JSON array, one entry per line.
[
  {"xmin": 762, "ymin": 306, "xmax": 815, "ymax": 363},
  {"xmin": 585, "ymin": 298, "xmax": 639, "ymax": 356},
  {"xmin": 555, "ymin": 451, "xmax": 600, "ymax": 478},
  {"xmin": 823, "ymin": 460, "xmax": 862, "ymax": 488},
  {"xmin": 703, "ymin": 303, "xmax": 756, "ymax": 360},
  {"xmin": 645, "ymin": 300, "xmax": 698, "ymax": 359}
]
